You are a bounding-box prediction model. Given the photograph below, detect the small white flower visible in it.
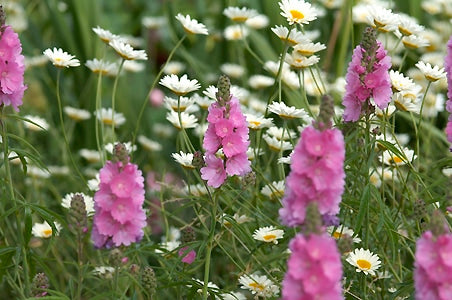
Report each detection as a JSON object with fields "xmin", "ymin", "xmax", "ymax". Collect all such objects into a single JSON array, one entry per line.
[
  {"xmin": 346, "ymin": 248, "xmax": 381, "ymax": 276},
  {"xmin": 175, "ymin": 14, "xmax": 208, "ymax": 35},
  {"xmin": 142, "ymin": 16, "xmax": 166, "ymax": 29},
  {"xmin": 43, "ymin": 47, "xmax": 80, "ymax": 68},
  {"xmin": 166, "ymin": 111, "xmax": 198, "ymax": 129},
  {"xmin": 79, "ymin": 149, "xmax": 101, "ymax": 163},
  {"xmin": 442, "ymin": 167, "xmax": 452, "ymax": 177},
  {"xmin": 327, "ymin": 225, "xmax": 361, "ymax": 243},
  {"xmin": 61, "ymin": 193, "xmax": 95, "ymax": 216},
  {"xmin": 185, "ymin": 183, "xmax": 210, "ymax": 196},
  {"xmin": 63, "ymin": 106, "xmax": 91, "ymax": 121},
  {"xmin": 85, "ymin": 59, "xmax": 117, "ymax": 75},
  {"xmin": 223, "ymin": 6, "xmax": 258, "ymax": 23},
  {"xmin": 48, "ymin": 166, "xmax": 70, "ymax": 176},
  {"xmin": 263, "ymin": 134, "xmax": 293, "ymax": 152},
  {"xmin": 415, "ymin": 61, "xmax": 446, "ymax": 82},
  {"xmin": 389, "ymin": 70, "xmax": 416, "ymax": 92},
  {"xmin": 94, "ymin": 108, "xmax": 126, "ymax": 127},
  {"xmin": 93, "ymin": 266, "xmax": 115, "ymax": 278},
  {"xmin": 369, "ymin": 167, "xmax": 396, "ymax": 188},
  {"xmin": 109, "ymin": 38, "xmax": 148, "ymax": 61},
  {"xmin": 239, "ymin": 273, "xmax": 280, "ymax": 297},
  {"xmin": 224, "ymin": 25, "xmax": 249, "ymax": 40},
  {"xmin": 393, "ymin": 92, "xmax": 420, "ymax": 113},
  {"xmin": 279, "ymin": 0, "xmax": 317, "ymax": 25},
  {"xmin": 137, "ymin": 135, "xmax": 162, "ymax": 152},
  {"xmin": 245, "ymin": 14, "xmax": 270, "ymax": 29},
  {"xmin": 285, "ymin": 52, "xmax": 320, "ymax": 69},
  {"xmin": 163, "ymin": 61, "xmax": 186, "ymax": 75},
  {"xmin": 23, "ymin": 115, "xmax": 49, "ymax": 131},
  {"xmin": 266, "ymin": 126, "xmax": 296, "ymax": 140},
  {"xmin": 32, "ymin": 221, "xmax": 62, "ymax": 238},
  {"xmin": 268, "ymin": 101, "xmax": 310, "ymax": 120},
  {"xmin": 28, "ymin": 166, "xmax": 51, "ymax": 179},
  {"xmin": 189, "ymin": 278, "xmax": 220, "ymax": 294},
  {"xmin": 380, "ymin": 147, "xmax": 416, "ymax": 166},
  {"xmin": 396, "ymin": 13, "xmax": 425, "ymax": 37},
  {"xmin": 271, "ymin": 25, "xmax": 309, "ymax": 46},
  {"xmin": 92, "ymin": 26, "xmax": 121, "ymax": 43},
  {"xmin": 159, "ymin": 74, "xmax": 201, "ymax": 96},
  {"xmin": 293, "ymin": 41, "xmax": 326, "ymax": 56},
  {"xmin": 402, "ymin": 35, "xmax": 430, "ymax": 50},
  {"xmin": 261, "ymin": 181, "xmax": 285, "ymax": 198},
  {"xmin": 87, "ymin": 174, "xmax": 100, "ymax": 191},
  {"xmin": 220, "ymin": 63, "xmax": 245, "ymax": 78},
  {"xmin": 105, "ymin": 142, "xmax": 136, "ymax": 154},
  {"xmin": 172, "ymin": 151, "xmax": 195, "ymax": 169},
  {"xmin": 252, "ymin": 226, "xmax": 284, "ymax": 244},
  {"xmin": 193, "ymin": 93, "xmax": 214, "ymax": 110},
  {"xmin": 245, "ymin": 114, "xmax": 274, "ymax": 130},
  {"xmin": 164, "ymin": 96, "xmax": 195, "ymax": 112},
  {"xmin": 248, "ymin": 75, "xmax": 275, "ymax": 89},
  {"xmin": 123, "ymin": 60, "xmax": 145, "ymax": 72},
  {"xmin": 221, "ymin": 291, "xmax": 247, "ymax": 300},
  {"xmin": 365, "ymin": 5, "xmax": 397, "ymax": 32}
]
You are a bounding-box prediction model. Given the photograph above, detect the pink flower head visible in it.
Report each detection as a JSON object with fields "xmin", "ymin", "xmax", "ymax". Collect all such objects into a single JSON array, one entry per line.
[
  {"xmin": 149, "ymin": 88, "xmax": 164, "ymax": 107},
  {"xmin": 279, "ymin": 125, "xmax": 345, "ymax": 227},
  {"xmin": 415, "ymin": 231, "xmax": 452, "ymax": 299},
  {"xmin": 445, "ymin": 35, "xmax": 452, "ymax": 146},
  {"xmin": 343, "ymin": 28, "xmax": 392, "ymax": 122},
  {"xmin": 201, "ymin": 95, "xmax": 250, "ymax": 188},
  {"xmin": 178, "ymin": 246, "xmax": 196, "ymax": 264},
  {"xmin": 92, "ymin": 158, "xmax": 147, "ymax": 248},
  {"xmin": 0, "ymin": 25, "xmax": 26, "ymax": 111},
  {"xmin": 282, "ymin": 233, "xmax": 343, "ymax": 300}
]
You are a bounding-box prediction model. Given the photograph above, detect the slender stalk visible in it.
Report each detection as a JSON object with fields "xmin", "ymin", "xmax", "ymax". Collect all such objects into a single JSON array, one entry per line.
[
  {"xmin": 55, "ymin": 70, "xmax": 86, "ymax": 185},
  {"xmin": 94, "ymin": 71, "xmax": 105, "ymax": 164},
  {"xmin": 202, "ymin": 193, "xmax": 217, "ymax": 300},
  {"xmin": 111, "ymin": 59, "xmax": 125, "ymax": 139},
  {"xmin": 132, "ymin": 35, "xmax": 187, "ymax": 149}
]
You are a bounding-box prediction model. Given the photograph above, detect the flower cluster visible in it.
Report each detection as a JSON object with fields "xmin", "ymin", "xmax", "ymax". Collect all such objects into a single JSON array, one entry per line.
[
  {"xmin": 282, "ymin": 233, "xmax": 343, "ymax": 300},
  {"xmin": 414, "ymin": 231, "xmax": 452, "ymax": 299},
  {"xmin": 279, "ymin": 125, "xmax": 345, "ymax": 226},
  {"xmin": 92, "ymin": 146, "xmax": 147, "ymax": 247},
  {"xmin": 343, "ymin": 27, "xmax": 392, "ymax": 122},
  {"xmin": 200, "ymin": 76, "xmax": 251, "ymax": 188},
  {"xmin": 0, "ymin": 24, "xmax": 26, "ymax": 111},
  {"xmin": 445, "ymin": 35, "xmax": 452, "ymax": 147}
]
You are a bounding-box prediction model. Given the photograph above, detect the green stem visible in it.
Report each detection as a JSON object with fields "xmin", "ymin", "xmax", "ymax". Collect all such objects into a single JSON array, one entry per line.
[
  {"xmin": 94, "ymin": 71, "xmax": 105, "ymax": 164},
  {"xmin": 111, "ymin": 59, "xmax": 125, "ymax": 139},
  {"xmin": 132, "ymin": 35, "xmax": 187, "ymax": 151},
  {"xmin": 202, "ymin": 193, "xmax": 217, "ymax": 300},
  {"xmin": 56, "ymin": 70, "xmax": 86, "ymax": 185}
]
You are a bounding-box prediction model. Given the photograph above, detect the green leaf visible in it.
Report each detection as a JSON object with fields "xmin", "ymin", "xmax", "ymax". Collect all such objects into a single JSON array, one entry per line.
[{"xmin": 354, "ymin": 184, "xmax": 370, "ymax": 234}]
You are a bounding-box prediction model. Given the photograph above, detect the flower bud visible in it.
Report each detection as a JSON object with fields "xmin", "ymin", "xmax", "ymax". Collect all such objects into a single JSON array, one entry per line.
[
  {"xmin": 31, "ymin": 272, "xmax": 49, "ymax": 298},
  {"xmin": 141, "ymin": 266, "xmax": 156, "ymax": 296},
  {"xmin": 216, "ymin": 75, "xmax": 231, "ymax": 106}
]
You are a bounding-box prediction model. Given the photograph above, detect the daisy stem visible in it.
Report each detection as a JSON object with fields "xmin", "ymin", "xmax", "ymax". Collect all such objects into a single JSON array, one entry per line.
[
  {"xmin": 131, "ymin": 35, "xmax": 187, "ymax": 153},
  {"xmin": 298, "ymin": 70, "xmax": 314, "ymax": 117},
  {"xmin": 417, "ymin": 81, "xmax": 432, "ymax": 156},
  {"xmin": 56, "ymin": 70, "xmax": 86, "ymax": 185},
  {"xmin": 111, "ymin": 59, "xmax": 125, "ymax": 139},
  {"xmin": 202, "ymin": 193, "xmax": 217, "ymax": 300},
  {"xmin": 398, "ymin": 50, "xmax": 409, "ymax": 72},
  {"xmin": 177, "ymin": 95, "xmax": 195, "ymax": 153},
  {"xmin": 1, "ymin": 106, "xmax": 31, "ymax": 297},
  {"xmin": 95, "ymin": 71, "xmax": 105, "ymax": 164}
]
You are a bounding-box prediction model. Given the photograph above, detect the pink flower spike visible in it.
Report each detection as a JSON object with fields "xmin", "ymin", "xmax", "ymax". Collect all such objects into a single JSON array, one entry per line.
[
  {"xmin": 214, "ymin": 118, "xmax": 235, "ymax": 138},
  {"xmin": 222, "ymin": 132, "xmax": 248, "ymax": 158},
  {"xmin": 200, "ymin": 154, "xmax": 227, "ymax": 188}
]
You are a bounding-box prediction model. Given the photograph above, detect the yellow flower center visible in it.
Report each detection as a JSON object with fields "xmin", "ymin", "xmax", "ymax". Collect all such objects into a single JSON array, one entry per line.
[
  {"xmin": 232, "ymin": 16, "xmax": 248, "ymax": 22},
  {"xmin": 249, "ymin": 120, "xmax": 261, "ymax": 128},
  {"xmin": 332, "ymin": 232, "xmax": 343, "ymax": 239},
  {"xmin": 43, "ymin": 229, "xmax": 52, "ymax": 237},
  {"xmin": 398, "ymin": 26, "xmax": 412, "ymax": 36},
  {"xmin": 102, "ymin": 118, "xmax": 114, "ymax": 125},
  {"xmin": 263, "ymin": 234, "xmax": 276, "ymax": 241},
  {"xmin": 290, "ymin": 10, "xmax": 305, "ymax": 20},
  {"xmin": 402, "ymin": 40, "xmax": 418, "ymax": 50},
  {"xmin": 391, "ymin": 156, "xmax": 404, "ymax": 164},
  {"xmin": 297, "ymin": 50, "xmax": 314, "ymax": 56},
  {"xmin": 249, "ymin": 282, "xmax": 265, "ymax": 290},
  {"xmin": 356, "ymin": 259, "xmax": 371, "ymax": 270}
]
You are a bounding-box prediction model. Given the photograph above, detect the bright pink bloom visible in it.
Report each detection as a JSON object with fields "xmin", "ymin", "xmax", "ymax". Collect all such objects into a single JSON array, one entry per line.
[
  {"xmin": 201, "ymin": 96, "xmax": 250, "ymax": 187},
  {"xmin": 92, "ymin": 159, "xmax": 147, "ymax": 248},
  {"xmin": 149, "ymin": 88, "xmax": 164, "ymax": 107},
  {"xmin": 343, "ymin": 39, "xmax": 392, "ymax": 122},
  {"xmin": 415, "ymin": 231, "xmax": 452, "ymax": 300},
  {"xmin": 445, "ymin": 36, "xmax": 452, "ymax": 146},
  {"xmin": 279, "ymin": 125, "xmax": 345, "ymax": 226},
  {"xmin": 178, "ymin": 246, "xmax": 196, "ymax": 264},
  {"xmin": 0, "ymin": 25, "xmax": 26, "ymax": 111},
  {"xmin": 282, "ymin": 233, "xmax": 343, "ymax": 300}
]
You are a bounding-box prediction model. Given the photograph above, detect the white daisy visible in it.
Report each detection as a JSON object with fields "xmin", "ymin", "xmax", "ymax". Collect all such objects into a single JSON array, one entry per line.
[
  {"xmin": 415, "ymin": 61, "xmax": 446, "ymax": 82},
  {"xmin": 442, "ymin": 167, "xmax": 452, "ymax": 177},
  {"xmin": 369, "ymin": 167, "xmax": 396, "ymax": 188},
  {"xmin": 23, "ymin": 115, "xmax": 49, "ymax": 131},
  {"xmin": 263, "ymin": 134, "xmax": 293, "ymax": 152},
  {"xmin": 94, "ymin": 108, "xmax": 126, "ymax": 127},
  {"xmin": 63, "ymin": 106, "xmax": 91, "ymax": 121},
  {"xmin": 28, "ymin": 166, "xmax": 51, "ymax": 179},
  {"xmin": 402, "ymin": 35, "xmax": 430, "ymax": 50},
  {"xmin": 123, "ymin": 60, "xmax": 145, "ymax": 72},
  {"xmin": 346, "ymin": 248, "xmax": 381, "ymax": 276},
  {"xmin": 268, "ymin": 101, "xmax": 310, "ymax": 120},
  {"xmin": 142, "ymin": 16, "xmax": 166, "ymax": 29},
  {"xmin": 266, "ymin": 126, "xmax": 296, "ymax": 140},
  {"xmin": 175, "ymin": 14, "xmax": 208, "ymax": 35},
  {"xmin": 43, "ymin": 47, "xmax": 80, "ymax": 68},
  {"xmin": 164, "ymin": 96, "xmax": 195, "ymax": 112},
  {"xmin": 87, "ymin": 174, "xmax": 100, "ymax": 191},
  {"xmin": 327, "ymin": 225, "xmax": 361, "ymax": 243},
  {"xmin": 185, "ymin": 183, "xmax": 210, "ymax": 196},
  {"xmin": 248, "ymin": 97, "xmax": 267, "ymax": 113},
  {"xmin": 220, "ymin": 63, "xmax": 245, "ymax": 78},
  {"xmin": 239, "ymin": 273, "xmax": 280, "ymax": 297},
  {"xmin": 261, "ymin": 181, "xmax": 285, "ymax": 198},
  {"xmin": 61, "ymin": 193, "xmax": 95, "ymax": 216},
  {"xmin": 271, "ymin": 25, "xmax": 309, "ymax": 46},
  {"xmin": 285, "ymin": 52, "xmax": 320, "ymax": 69},
  {"xmin": 293, "ymin": 41, "xmax": 326, "ymax": 56},
  {"xmin": 246, "ymin": 147, "xmax": 264, "ymax": 160},
  {"xmin": 252, "ymin": 226, "xmax": 284, "ymax": 244},
  {"xmin": 48, "ymin": 165, "xmax": 70, "ymax": 176},
  {"xmin": 245, "ymin": 14, "xmax": 270, "ymax": 29},
  {"xmin": 79, "ymin": 149, "xmax": 101, "ymax": 163},
  {"xmin": 248, "ymin": 74, "xmax": 275, "ymax": 89},
  {"xmin": 137, "ymin": 135, "xmax": 162, "ymax": 152},
  {"xmin": 32, "ymin": 221, "xmax": 62, "ymax": 238},
  {"xmin": 160, "ymin": 74, "xmax": 201, "ymax": 96},
  {"xmin": 105, "ymin": 142, "xmax": 136, "ymax": 154},
  {"xmin": 166, "ymin": 111, "xmax": 198, "ymax": 129},
  {"xmin": 221, "ymin": 291, "xmax": 247, "ymax": 300},
  {"xmin": 396, "ymin": 13, "xmax": 425, "ymax": 37},
  {"xmin": 172, "ymin": 151, "xmax": 195, "ymax": 169},
  {"xmin": 245, "ymin": 114, "xmax": 274, "ymax": 130},
  {"xmin": 109, "ymin": 38, "xmax": 148, "ymax": 61},
  {"xmin": 380, "ymin": 147, "xmax": 416, "ymax": 166},
  {"xmin": 223, "ymin": 6, "xmax": 258, "ymax": 23},
  {"xmin": 365, "ymin": 5, "xmax": 397, "ymax": 32},
  {"xmin": 92, "ymin": 26, "xmax": 121, "ymax": 43},
  {"xmin": 189, "ymin": 278, "xmax": 220, "ymax": 294},
  {"xmin": 279, "ymin": 0, "xmax": 317, "ymax": 25},
  {"xmin": 389, "ymin": 70, "xmax": 416, "ymax": 92},
  {"xmin": 192, "ymin": 93, "xmax": 214, "ymax": 110},
  {"xmin": 92, "ymin": 266, "xmax": 115, "ymax": 279},
  {"xmin": 277, "ymin": 155, "xmax": 292, "ymax": 164},
  {"xmin": 224, "ymin": 25, "xmax": 249, "ymax": 41},
  {"xmin": 422, "ymin": 92, "xmax": 444, "ymax": 118},
  {"xmin": 162, "ymin": 61, "xmax": 186, "ymax": 75},
  {"xmin": 85, "ymin": 59, "xmax": 117, "ymax": 75},
  {"xmin": 393, "ymin": 92, "xmax": 420, "ymax": 113}
]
